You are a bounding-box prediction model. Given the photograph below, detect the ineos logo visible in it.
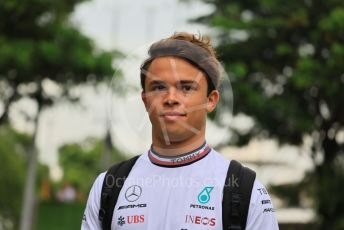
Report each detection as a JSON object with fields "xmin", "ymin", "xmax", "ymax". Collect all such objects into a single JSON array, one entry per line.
[{"xmin": 125, "ymin": 185, "xmax": 142, "ymax": 202}]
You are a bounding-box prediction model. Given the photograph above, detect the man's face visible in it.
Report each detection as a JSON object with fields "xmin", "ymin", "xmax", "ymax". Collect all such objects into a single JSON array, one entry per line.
[{"xmin": 141, "ymin": 56, "xmax": 219, "ymax": 144}]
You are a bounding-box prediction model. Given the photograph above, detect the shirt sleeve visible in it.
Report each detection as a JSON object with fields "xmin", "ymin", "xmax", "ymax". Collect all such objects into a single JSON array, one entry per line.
[
  {"xmin": 245, "ymin": 179, "xmax": 279, "ymax": 230},
  {"xmin": 81, "ymin": 172, "xmax": 106, "ymax": 230}
]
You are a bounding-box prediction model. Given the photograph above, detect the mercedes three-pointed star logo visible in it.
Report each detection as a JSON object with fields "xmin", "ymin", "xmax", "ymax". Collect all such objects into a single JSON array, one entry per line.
[{"xmin": 125, "ymin": 185, "xmax": 142, "ymax": 202}]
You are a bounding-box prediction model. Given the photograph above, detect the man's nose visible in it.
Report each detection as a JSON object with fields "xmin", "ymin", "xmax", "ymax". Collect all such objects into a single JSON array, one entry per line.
[{"xmin": 163, "ymin": 87, "xmax": 180, "ymax": 106}]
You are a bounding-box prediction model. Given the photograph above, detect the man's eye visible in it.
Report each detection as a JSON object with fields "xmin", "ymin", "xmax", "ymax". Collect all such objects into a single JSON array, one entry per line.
[
  {"xmin": 152, "ymin": 85, "xmax": 166, "ymax": 91},
  {"xmin": 182, "ymin": 85, "xmax": 193, "ymax": 92}
]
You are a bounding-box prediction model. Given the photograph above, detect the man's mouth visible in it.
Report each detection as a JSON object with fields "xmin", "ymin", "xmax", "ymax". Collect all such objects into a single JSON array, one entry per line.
[{"xmin": 160, "ymin": 112, "xmax": 187, "ymax": 121}]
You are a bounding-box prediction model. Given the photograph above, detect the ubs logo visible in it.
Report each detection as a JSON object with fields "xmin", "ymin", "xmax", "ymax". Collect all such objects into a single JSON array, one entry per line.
[
  {"xmin": 117, "ymin": 215, "xmax": 145, "ymax": 226},
  {"xmin": 125, "ymin": 185, "xmax": 142, "ymax": 202}
]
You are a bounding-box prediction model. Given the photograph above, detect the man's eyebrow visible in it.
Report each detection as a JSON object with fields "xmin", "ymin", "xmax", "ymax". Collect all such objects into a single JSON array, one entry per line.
[
  {"xmin": 178, "ymin": 80, "xmax": 199, "ymax": 85},
  {"xmin": 148, "ymin": 80, "xmax": 199, "ymax": 86},
  {"xmin": 148, "ymin": 80, "xmax": 166, "ymax": 86}
]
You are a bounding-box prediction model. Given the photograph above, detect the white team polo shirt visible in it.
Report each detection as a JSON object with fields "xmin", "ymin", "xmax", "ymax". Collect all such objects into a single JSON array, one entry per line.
[{"xmin": 82, "ymin": 143, "xmax": 279, "ymax": 230}]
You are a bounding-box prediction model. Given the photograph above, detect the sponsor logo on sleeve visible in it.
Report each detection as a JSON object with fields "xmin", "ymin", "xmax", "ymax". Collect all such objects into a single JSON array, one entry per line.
[
  {"xmin": 263, "ymin": 208, "xmax": 275, "ymax": 213},
  {"xmin": 257, "ymin": 187, "xmax": 268, "ymax": 195},
  {"xmin": 261, "ymin": 199, "xmax": 271, "ymax": 205}
]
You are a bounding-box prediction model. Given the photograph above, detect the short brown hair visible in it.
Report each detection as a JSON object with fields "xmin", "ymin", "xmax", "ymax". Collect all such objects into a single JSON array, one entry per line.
[{"xmin": 140, "ymin": 32, "xmax": 221, "ymax": 95}]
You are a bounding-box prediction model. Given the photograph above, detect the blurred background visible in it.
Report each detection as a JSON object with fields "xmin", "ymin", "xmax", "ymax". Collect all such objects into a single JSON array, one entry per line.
[{"xmin": 0, "ymin": 0, "xmax": 343, "ymax": 229}]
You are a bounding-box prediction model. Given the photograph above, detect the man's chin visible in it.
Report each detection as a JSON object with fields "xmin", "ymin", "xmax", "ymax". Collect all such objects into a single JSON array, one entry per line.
[{"xmin": 160, "ymin": 130, "xmax": 198, "ymax": 143}]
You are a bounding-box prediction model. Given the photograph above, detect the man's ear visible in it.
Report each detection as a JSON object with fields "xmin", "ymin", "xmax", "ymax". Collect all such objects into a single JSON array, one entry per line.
[
  {"xmin": 206, "ymin": 90, "xmax": 220, "ymax": 113},
  {"xmin": 141, "ymin": 91, "xmax": 148, "ymax": 111}
]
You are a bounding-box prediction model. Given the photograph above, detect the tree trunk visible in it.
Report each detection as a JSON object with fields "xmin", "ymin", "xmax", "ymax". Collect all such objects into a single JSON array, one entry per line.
[
  {"xmin": 19, "ymin": 87, "xmax": 42, "ymax": 230},
  {"xmin": 19, "ymin": 115, "xmax": 41, "ymax": 230},
  {"xmin": 316, "ymin": 135, "xmax": 340, "ymax": 230}
]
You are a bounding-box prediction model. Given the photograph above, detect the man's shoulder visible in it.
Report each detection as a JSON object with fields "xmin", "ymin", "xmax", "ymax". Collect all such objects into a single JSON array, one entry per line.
[
  {"xmin": 245, "ymin": 179, "xmax": 279, "ymax": 229},
  {"xmin": 209, "ymin": 148, "xmax": 231, "ymax": 163},
  {"xmin": 250, "ymin": 179, "xmax": 274, "ymax": 207},
  {"xmin": 105, "ymin": 154, "xmax": 146, "ymax": 171},
  {"xmin": 90, "ymin": 172, "xmax": 107, "ymax": 194}
]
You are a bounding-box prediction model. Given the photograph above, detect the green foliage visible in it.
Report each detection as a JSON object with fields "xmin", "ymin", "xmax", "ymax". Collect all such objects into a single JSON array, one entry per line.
[
  {"xmin": 195, "ymin": 0, "xmax": 344, "ymax": 228},
  {"xmin": 58, "ymin": 138, "xmax": 127, "ymax": 194},
  {"xmin": 312, "ymin": 159, "xmax": 344, "ymax": 229},
  {"xmin": 270, "ymin": 182, "xmax": 308, "ymax": 207},
  {"xmin": 0, "ymin": 2, "xmax": 123, "ymax": 228},
  {"xmin": 0, "ymin": 0, "xmax": 116, "ymax": 82},
  {"xmin": 0, "ymin": 26, "xmax": 115, "ymax": 83},
  {"xmin": 0, "ymin": 126, "xmax": 28, "ymax": 229},
  {"xmin": 0, "ymin": 125, "xmax": 51, "ymax": 229},
  {"xmin": 0, "ymin": 0, "xmax": 122, "ymax": 123},
  {"xmin": 0, "ymin": 1, "xmax": 122, "ymax": 228},
  {"xmin": 197, "ymin": 0, "xmax": 344, "ymax": 144},
  {"xmin": 36, "ymin": 202, "xmax": 85, "ymax": 230},
  {"xmin": 59, "ymin": 141, "xmax": 101, "ymax": 193}
]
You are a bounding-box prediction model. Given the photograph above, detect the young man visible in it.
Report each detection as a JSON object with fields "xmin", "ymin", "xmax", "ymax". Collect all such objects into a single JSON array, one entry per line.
[{"xmin": 82, "ymin": 32, "xmax": 279, "ymax": 230}]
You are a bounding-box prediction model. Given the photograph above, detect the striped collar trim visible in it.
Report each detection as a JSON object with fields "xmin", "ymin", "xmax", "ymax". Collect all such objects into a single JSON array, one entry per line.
[{"xmin": 148, "ymin": 142, "xmax": 211, "ymax": 167}]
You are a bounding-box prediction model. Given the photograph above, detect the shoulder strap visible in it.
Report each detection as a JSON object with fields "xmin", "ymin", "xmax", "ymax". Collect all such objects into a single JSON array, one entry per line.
[
  {"xmin": 98, "ymin": 155, "xmax": 140, "ymax": 230},
  {"xmin": 222, "ymin": 160, "xmax": 256, "ymax": 230}
]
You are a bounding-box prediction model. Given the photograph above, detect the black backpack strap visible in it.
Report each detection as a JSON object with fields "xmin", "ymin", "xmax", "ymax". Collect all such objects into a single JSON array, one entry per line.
[
  {"xmin": 98, "ymin": 155, "xmax": 140, "ymax": 230},
  {"xmin": 222, "ymin": 160, "xmax": 256, "ymax": 230}
]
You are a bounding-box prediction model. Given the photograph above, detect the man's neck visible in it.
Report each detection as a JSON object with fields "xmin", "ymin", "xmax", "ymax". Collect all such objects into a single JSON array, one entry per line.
[{"xmin": 151, "ymin": 134, "xmax": 206, "ymax": 157}]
